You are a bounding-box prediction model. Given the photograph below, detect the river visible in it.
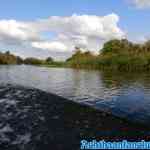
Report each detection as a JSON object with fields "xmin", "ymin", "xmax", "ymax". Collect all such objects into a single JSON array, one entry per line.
[{"xmin": 0, "ymin": 65, "xmax": 150, "ymax": 124}]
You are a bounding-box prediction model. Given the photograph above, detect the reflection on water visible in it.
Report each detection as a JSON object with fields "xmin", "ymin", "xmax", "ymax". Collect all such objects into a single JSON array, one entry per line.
[{"xmin": 0, "ymin": 65, "xmax": 150, "ymax": 123}]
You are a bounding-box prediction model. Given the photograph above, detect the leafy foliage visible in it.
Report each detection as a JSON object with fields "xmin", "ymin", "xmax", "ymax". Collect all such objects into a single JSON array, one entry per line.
[
  {"xmin": 0, "ymin": 51, "xmax": 23, "ymax": 64},
  {"xmin": 66, "ymin": 39, "xmax": 150, "ymax": 71},
  {"xmin": 24, "ymin": 57, "xmax": 44, "ymax": 65},
  {"xmin": 45, "ymin": 57, "xmax": 53, "ymax": 63}
]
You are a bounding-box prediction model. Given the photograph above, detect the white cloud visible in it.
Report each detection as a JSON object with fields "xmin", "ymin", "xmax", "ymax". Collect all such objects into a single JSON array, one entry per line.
[
  {"xmin": 31, "ymin": 13, "xmax": 125, "ymax": 53},
  {"xmin": 0, "ymin": 13, "xmax": 125, "ymax": 59},
  {"xmin": 130, "ymin": 0, "xmax": 150, "ymax": 9},
  {"xmin": 0, "ymin": 20, "xmax": 40, "ymax": 44},
  {"xmin": 31, "ymin": 41, "xmax": 68, "ymax": 52}
]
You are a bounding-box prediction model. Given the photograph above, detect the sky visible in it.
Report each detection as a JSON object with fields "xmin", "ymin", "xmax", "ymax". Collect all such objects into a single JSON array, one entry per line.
[{"xmin": 0, "ymin": 0, "xmax": 150, "ymax": 60}]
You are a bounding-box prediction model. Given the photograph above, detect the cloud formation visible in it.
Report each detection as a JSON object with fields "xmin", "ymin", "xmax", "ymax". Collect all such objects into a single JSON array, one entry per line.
[
  {"xmin": 0, "ymin": 13, "xmax": 125, "ymax": 59},
  {"xmin": 130, "ymin": 0, "xmax": 150, "ymax": 9},
  {"xmin": 32, "ymin": 41, "xmax": 68, "ymax": 52},
  {"xmin": 0, "ymin": 20, "xmax": 40, "ymax": 45}
]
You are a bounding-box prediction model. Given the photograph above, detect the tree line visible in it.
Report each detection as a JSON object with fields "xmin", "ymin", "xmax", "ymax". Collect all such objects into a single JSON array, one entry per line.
[
  {"xmin": 0, "ymin": 51, "xmax": 54, "ymax": 65},
  {"xmin": 66, "ymin": 39, "xmax": 150, "ymax": 71},
  {"xmin": 2, "ymin": 38, "xmax": 150, "ymax": 71}
]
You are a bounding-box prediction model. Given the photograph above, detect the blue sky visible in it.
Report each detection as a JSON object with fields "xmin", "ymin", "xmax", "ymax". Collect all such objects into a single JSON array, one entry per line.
[
  {"xmin": 0, "ymin": 0, "xmax": 149, "ymax": 34},
  {"xmin": 0, "ymin": 0, "xmax": 149, "ymax": 60}
]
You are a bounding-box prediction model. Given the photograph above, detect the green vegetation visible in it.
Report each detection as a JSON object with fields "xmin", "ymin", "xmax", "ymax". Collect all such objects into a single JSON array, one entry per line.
[
  {"xmin": 41, "ymin": 61, "xmax": 67, "ymax": 68},
  {"xmin": 45, "ymin": 57, "xmax": 53, "ymax": 64},
  {"xmin": 23, "ymin": 56, "xmax": 67, "ymax": 67},
  {"xmin": 66, "ymin": 47, "xmax": 99, "ymax": 69},
  {"xmin": 0, "ymin": 51, "xmax": 23, "ymax": 65},
  {"xmin": 67, "ymin": 39, "xmax": 150, "ymax": 71},
  {"xmin": 0, "ymin": 51, "xmax": 55, "ymax": 66},
  {"xmin": 2, "ymin": 38, "xmax": 150, "ymax": 72},
  {"xmin": 24, "ymin": 57, "xmax": 44, "ymax": 65}
]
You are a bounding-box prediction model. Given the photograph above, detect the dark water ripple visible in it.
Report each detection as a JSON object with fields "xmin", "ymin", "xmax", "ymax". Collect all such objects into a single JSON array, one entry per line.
[
  {"xmin": 0, "ymin": 85, "xmax": 47, "ymax": 149},
  {"xmin": 0, "ymin": 84, "xmax": 150, "ymax": 150}
]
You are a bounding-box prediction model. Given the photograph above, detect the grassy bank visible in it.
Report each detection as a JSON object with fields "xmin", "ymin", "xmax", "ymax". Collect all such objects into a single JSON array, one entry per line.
[{"xmin": 40, "ymin": 61, "xmax": 68, "ymax": 68}]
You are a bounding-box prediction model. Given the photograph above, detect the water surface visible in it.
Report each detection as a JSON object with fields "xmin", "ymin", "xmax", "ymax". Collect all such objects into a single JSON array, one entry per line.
[{"xmin": 0, "ymin": 65, "xmax": 150, "ymax": 124}]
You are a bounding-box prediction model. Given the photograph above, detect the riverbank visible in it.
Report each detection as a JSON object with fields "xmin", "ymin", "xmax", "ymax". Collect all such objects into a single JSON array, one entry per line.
[
  {"xmin": 39, "ymin": 39, "xmax": 150, "ymax": 72},
  {"xmin": 2, "ymin": 39, "xmax": 150, "ymax": 72},
  {"xmin": 0, "ymin": 84, "xmax": 150, "ymax": 150}
]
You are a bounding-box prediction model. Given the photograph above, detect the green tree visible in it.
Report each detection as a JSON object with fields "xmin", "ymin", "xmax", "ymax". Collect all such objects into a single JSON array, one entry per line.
[
  {"xmin": 45, "ymin": 57, "xmax": 53, "ymax": 63},
  {"xmin": 24, "ymin": 57, "xmax": 43, "ymax": 65}
]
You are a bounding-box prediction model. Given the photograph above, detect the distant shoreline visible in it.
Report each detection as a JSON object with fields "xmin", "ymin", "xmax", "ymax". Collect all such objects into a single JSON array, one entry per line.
[{"xmin": 3, "ymin": 38, "xmax": 150, "ymax": 72}]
